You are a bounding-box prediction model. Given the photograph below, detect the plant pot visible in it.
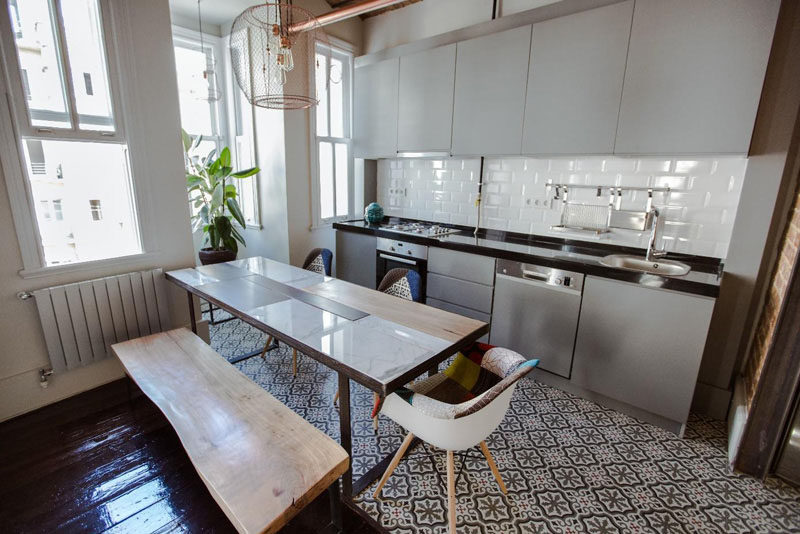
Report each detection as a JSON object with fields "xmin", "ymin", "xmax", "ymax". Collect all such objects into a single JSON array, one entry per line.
[{"xmin": 198, "ymin": 248, "xmax": 237, "ymax": 265}]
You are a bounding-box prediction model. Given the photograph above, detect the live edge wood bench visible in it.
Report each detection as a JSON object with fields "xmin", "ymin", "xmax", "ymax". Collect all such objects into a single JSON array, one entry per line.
[{"xmin": 112, "ymin": 328, "xmax": 350, "ymax": 534}]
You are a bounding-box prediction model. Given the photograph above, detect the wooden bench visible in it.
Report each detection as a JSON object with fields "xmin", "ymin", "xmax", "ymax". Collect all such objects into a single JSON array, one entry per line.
[{"xmin": 111, "ymin": 328, "xmax": 349, "ymax": 534}]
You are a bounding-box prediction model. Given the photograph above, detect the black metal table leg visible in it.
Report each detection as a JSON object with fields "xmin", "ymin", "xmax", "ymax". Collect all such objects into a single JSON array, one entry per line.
[
  {"xmin": 188, "ymin": 291, "xmax": 197, "ymax": 334},
  {"xmin": 328, "ymin": 479, "xmax": 343, "ymax": 533},
  {"xmin": 338, "ymin": 372, "xmax": 353, "ymax": 497}
]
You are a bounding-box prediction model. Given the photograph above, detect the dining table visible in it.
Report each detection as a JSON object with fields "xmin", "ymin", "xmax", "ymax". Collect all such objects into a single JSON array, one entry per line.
[{"xmin": 164, "ymin": 256, "xmax": 489, "ymax": 504}]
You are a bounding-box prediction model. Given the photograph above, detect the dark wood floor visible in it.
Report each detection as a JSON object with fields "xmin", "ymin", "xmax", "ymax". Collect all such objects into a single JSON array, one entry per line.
[{"xmin": 0, "ymin": 379, "xmax": 376, "ymax": 533}]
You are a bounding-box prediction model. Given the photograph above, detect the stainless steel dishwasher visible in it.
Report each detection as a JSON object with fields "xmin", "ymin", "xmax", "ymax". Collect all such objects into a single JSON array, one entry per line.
[{"xmin": 490, "ymin": 259, "xmax": 584, "ymax": 378}]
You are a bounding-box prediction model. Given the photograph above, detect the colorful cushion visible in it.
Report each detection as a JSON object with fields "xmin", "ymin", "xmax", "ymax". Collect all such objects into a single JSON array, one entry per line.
[
  {"xmin": 302, "ymin": 248, "xmax": 332, "ymax": 276},
  {"xmin": 377, "ymin": 343, "xmax": 538, "ymax": 420}
]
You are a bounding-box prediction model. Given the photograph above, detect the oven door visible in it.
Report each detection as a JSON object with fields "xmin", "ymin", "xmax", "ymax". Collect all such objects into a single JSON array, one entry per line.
[{"xmin": 376, "ymin": 251, "xmax": 427, "ymax": 296}]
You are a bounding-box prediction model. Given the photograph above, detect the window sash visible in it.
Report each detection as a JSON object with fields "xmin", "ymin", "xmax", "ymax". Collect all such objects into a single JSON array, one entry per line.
[
  {"xmin": 312, "ymin": 41, "xmax": 353, "ymax": 227},
  {"xmin": 0, "ymin": 0, "xmax": 126, "ymax": 142},
  {"xmin": 0, "ymin": 0, "xmax": 147, "ymax": 273}
]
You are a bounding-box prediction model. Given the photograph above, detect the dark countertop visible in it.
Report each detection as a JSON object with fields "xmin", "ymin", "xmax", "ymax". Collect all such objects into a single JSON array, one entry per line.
[{"xmin": 334, "ymin": 218, "xmax": 723, "ymax": 298}]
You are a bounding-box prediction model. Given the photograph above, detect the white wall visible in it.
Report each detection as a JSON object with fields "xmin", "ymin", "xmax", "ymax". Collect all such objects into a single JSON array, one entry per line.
[
  {"xmin": 0, "ymin": 0, "xmax": 196, "ymax": 421},
  {"xmin": 362, "ymin": 0, "xmax": 560, "ymax": 54}
]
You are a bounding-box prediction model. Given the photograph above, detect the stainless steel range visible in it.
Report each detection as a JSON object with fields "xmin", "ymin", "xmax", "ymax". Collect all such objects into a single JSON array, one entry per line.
[{"xmin": 378, "ymin": 221, "xmax": 459, "ymax": 237}]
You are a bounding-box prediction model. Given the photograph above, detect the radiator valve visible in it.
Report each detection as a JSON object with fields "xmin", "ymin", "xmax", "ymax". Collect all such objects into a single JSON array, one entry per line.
[{"xmin": 39, "ymin": 368, "xmax": 54, "ymax": 389}]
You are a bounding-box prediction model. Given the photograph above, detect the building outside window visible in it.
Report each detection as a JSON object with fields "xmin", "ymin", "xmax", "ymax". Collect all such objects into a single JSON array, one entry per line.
[
  {"xmin": 0, "ymin": 0, "xmax": 141, "ymax": 268},
  {"xmin": 313, "ymin": 42, "xmax": 353, "ymax": 225},
  {"xmin": 89, "ymin": 199, "xmax": 102, "ymax": 220}
]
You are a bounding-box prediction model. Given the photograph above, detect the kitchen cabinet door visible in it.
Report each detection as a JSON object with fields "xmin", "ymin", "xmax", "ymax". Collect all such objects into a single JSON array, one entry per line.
[
  {"xmin": 521, "ymin": 1, "xmax": 632, "ymax": 155},
  {"xmin": 397, "ymin": 44, "xmax": 456, "ymax": 152},
  {"xmin": 335, "ymin": 231, "xmax": 376, "ymax": 288},
  {"xmin": 571, "ymin": 276, "xmax": 715, "ymax": 424},
  {"xmin": 615, "ymin": 0, "xmax": 779, "ymax": 155},
  {"xmin": 353, "ymin": 58, "xmax": 399, "ymax": 159},
  {"xmin": 451, "ymin": 25, "xmax": 532, "ymax": 156}
]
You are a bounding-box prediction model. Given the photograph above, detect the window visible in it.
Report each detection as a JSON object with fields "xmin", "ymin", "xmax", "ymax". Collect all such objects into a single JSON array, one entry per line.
[
  {"xmin": 53, "ymin": 199, "xmax": 63, "ymax": 220},
  {"xmin": 173, "ymin": 26, "xmax": 259, "ymax": 228},
  {"xmin": 173, "ymin": 34, "xmax": 224, "ymax": 155},
  {"xmin": 0, "ymin": 0, "xmax": 142, "ymax": 269},
  {"xmin": 89, "ymin": 199, "xmax": 102, "ymax": 220},
  {"xmin": 313, "ymin": 42, "xmax": 353, "ymax": 225}
]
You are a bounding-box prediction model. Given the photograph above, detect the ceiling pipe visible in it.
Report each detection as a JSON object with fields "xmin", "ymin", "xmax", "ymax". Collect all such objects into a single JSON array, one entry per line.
[{"xmin": 290, "ymin": 0, "xmax": 408, "ymax": 32}]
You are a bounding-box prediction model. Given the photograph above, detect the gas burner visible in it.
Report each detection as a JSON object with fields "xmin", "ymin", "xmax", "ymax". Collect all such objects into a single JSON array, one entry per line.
[{"xmin": 380, "ymin": 221, "xmax": 459, "ymax": 237}]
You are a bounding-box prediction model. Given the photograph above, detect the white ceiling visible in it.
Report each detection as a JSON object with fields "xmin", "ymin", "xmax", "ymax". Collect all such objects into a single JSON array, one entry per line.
[{"xmin": 169, "ymin": 0, "xmax": 260, "ymax": 27}]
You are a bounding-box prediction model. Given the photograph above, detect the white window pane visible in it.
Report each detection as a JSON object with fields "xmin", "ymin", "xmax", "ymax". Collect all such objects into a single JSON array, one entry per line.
[
  {"xmin": 9, "ymin": 0, "xmax": 70, "ymax": 128},
  {"xmin": 60, "ymin": 0, "xmax": 115, "ymax": 131},
  {"xmin": 335, "ymin": 143, "xmax": 348, "ymax": 217},
  {"xmin": 23, "ymin": 139, "xmax": 141, "ymax": 266},
  {"xmin": 318, "ymin": 141, "xmax": 334, "ymax": 220},
  {"xmin": 174, "ymin": 45, "xmax": 214, "ymax": 136},
  {"xmin": 315, "ymin": 53, "xmax": 328, "ymax": 137},
  {"xmin": 329, "ymin": 58, "xmax": 343, "ymax": 138}
]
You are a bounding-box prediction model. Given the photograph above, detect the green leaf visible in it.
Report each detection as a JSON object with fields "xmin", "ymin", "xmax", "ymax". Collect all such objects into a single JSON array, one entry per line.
[
  {"xmin": 186, "ymin": 174, "xmax": 205, "ymax": 187},
  {"xmin": 181, "ymin": 129, "xmax": 192, "ymax": 153},
  {"xmin": 230, "ymin": 224, "xmax": 246, "ymax": 247},
  {"xmin": 230, "ymin": 167, "xmax": 259, "ymax": 178},
  {"xmin": 226, "ymin": 197, "xmax": 246, "ymax": 228},
  {"xmin": 218, "ymin": 166, "xmax": 233, "ymax": 179},
  {"xmin": 190, "ymin": 133, "xmax": 203, "ymax": 153},
  {"xmin": 219, "ymin": 147, "xmax": 231, "ymax": 168},
  {"xmin": 198, "ymin": 204, "xmax": 209, "ymax": 224},
  {"xmin": 210, "ymin": 183, "xmax": 223, "ymax": 210}
]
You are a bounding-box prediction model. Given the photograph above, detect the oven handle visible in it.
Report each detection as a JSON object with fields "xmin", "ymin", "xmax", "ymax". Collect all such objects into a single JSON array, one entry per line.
[{"xmin": 378, "ymin": 253, "xmax": 419, "ymax": 266}]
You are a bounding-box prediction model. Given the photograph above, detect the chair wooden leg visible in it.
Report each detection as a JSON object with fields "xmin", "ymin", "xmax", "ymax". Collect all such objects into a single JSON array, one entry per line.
[
  {"xmin": 373, "ymin": 432, "xmax": 415, "ymax": 499},
  {"xmin": 260, "ymin": 336, "xmax": 274, "ymax": 360},
  {"xmin": 446, "ymin": 450, "xmax": 456, "ymax": 534},
  {"xmin": 479, "ymin": 441, "xmax": 507, "ymax": 495},
  {"xmin": 332, "ymin": 389, "xmax": 339, "ymax": 405},
  {"xmin": 372, "ymin": 392, "xmax": 379, "ymax": 432},
  {"xmin": 292, "ymin": 348, "xmax": 298, "ymax": 377}
]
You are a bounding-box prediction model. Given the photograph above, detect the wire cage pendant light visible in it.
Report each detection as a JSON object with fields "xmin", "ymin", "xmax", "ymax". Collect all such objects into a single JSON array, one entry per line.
[{"xmin": 230, "ymin": 2, "xmax": 330, "ymax": 110}]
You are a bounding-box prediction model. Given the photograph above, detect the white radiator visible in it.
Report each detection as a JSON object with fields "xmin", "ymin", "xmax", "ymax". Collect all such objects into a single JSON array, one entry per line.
[{"xmin": 33, "ymin": 268, "xmax": 171, "ymax": 373}]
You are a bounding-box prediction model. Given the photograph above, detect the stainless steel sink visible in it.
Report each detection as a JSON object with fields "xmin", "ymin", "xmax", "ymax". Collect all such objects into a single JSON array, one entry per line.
[{"xmin": 599, "ymin": 254, "xmax": 691, "ymax": 276}]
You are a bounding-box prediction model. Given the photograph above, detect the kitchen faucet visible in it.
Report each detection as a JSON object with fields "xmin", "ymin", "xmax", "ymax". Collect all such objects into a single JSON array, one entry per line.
[{"xmin": 646, "ymin": 208, "xmax": 668, "ymax": 262}]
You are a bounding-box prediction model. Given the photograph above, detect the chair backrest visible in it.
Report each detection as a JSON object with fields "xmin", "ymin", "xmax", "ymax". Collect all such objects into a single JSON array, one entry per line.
[
  {"xmin": 445, "ymin": 342, "xmax": 538, "ymax": 419},
  {"xmin": 302, "ymin": 248, "xmax": 333, "ymax": 276},
  {"xmin": 377, "ymin": 268, "xmax": 422, "ymax": 302}
]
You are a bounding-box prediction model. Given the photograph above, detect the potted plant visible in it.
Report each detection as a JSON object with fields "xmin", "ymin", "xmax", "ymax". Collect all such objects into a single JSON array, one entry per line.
[{"xmin": 182, "ymin": 129, "xmax": 259, "ymax": 265}]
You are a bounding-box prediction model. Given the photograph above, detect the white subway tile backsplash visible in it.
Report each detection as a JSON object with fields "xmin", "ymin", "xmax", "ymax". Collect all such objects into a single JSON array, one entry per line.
[{"xmin": 377, "ymin": 156, "xmax": 748, "ymax": 259}]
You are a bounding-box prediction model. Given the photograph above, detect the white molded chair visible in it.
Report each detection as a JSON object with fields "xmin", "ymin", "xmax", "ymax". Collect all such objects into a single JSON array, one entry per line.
[{"xmin": 372, "ymin": 344, "xmax": 538, "ymax": 534}]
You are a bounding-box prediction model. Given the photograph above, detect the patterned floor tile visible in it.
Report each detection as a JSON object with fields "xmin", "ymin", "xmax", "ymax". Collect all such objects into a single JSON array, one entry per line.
[{"xmin": 205, "ymin": 307, "xmax": 800, "ymax": 533}]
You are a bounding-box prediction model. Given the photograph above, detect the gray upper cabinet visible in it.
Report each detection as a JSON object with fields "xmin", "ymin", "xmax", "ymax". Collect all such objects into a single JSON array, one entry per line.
[
  {"xmin": 451, "ymin": 25, "xmax": 532, "ymax": 156},
  {"xmin": 353, "ymin": 58, "xmax": 399, "ymax": 159},
  {"xmin": 397, "ymin": 44, "xmax": 456, "ymax": 152},
  {"xmin": 615, "ymin": 0, "xmax": 780, "ymax": 155},
  {"xmin": 521, "ymin": 1, "xmax": 633, "ymax": 155},
  {"xmin": 571, "ymin": 276, "xmax": 715, "ymax": 425}
]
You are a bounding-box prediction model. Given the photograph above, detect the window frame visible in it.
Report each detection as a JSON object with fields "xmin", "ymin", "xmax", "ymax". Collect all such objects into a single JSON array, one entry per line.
[
  {"xmin": 0, "ymin": 0, "xmax": 157, "ymax": 277},
  {"xmin": 173, "ymin": 25, "xmax": 260, "ymax": 229},
  {"xmin": 310, "ymin": 39, "xmax": 355, "ymax": 228}
]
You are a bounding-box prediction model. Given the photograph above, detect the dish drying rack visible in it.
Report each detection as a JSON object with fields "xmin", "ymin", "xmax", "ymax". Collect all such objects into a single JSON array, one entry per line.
[{"xmin": 546, "ymin": 183, "xmax": 671, "ymax": 235}]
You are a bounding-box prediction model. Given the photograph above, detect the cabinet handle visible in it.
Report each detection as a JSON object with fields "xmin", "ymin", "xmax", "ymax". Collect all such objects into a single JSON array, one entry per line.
[{"xmin": 379, "ymin": 253, "xmax": 417, "ymax": 265}]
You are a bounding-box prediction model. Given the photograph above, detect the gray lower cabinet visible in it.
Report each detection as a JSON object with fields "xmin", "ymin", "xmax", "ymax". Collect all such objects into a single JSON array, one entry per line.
[
  {"xmin": 335, "ymin": 231, "xmax": 376, "ymax": 289},
  {"xmin": 571, "ymin": 276, "xmax": 715, "ymax": 424},
  {"xmin": 426, "ymin": 248, "xmax": 495, "ymax": 334},
  {"xmin": 426, "ymin": 297, "xmax": 490, "ymax": 343}
]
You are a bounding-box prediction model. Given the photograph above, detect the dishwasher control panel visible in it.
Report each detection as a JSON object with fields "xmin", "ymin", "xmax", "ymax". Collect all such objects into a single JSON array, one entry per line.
[{"xmin": 496, "ymin": 259, "xmax": 584, "ymax": 291}]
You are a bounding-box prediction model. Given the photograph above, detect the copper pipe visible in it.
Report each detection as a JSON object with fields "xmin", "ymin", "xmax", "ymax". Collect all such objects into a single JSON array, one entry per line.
[{"xmin": 290, "ymin": 0, "xmax": 407, "ymax": 32}]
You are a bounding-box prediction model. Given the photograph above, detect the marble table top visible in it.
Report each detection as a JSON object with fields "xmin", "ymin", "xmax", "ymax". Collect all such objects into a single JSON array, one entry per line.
[{"xmin": 166, "ymin": 257, "xmax": 488, "ymax": 394}]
